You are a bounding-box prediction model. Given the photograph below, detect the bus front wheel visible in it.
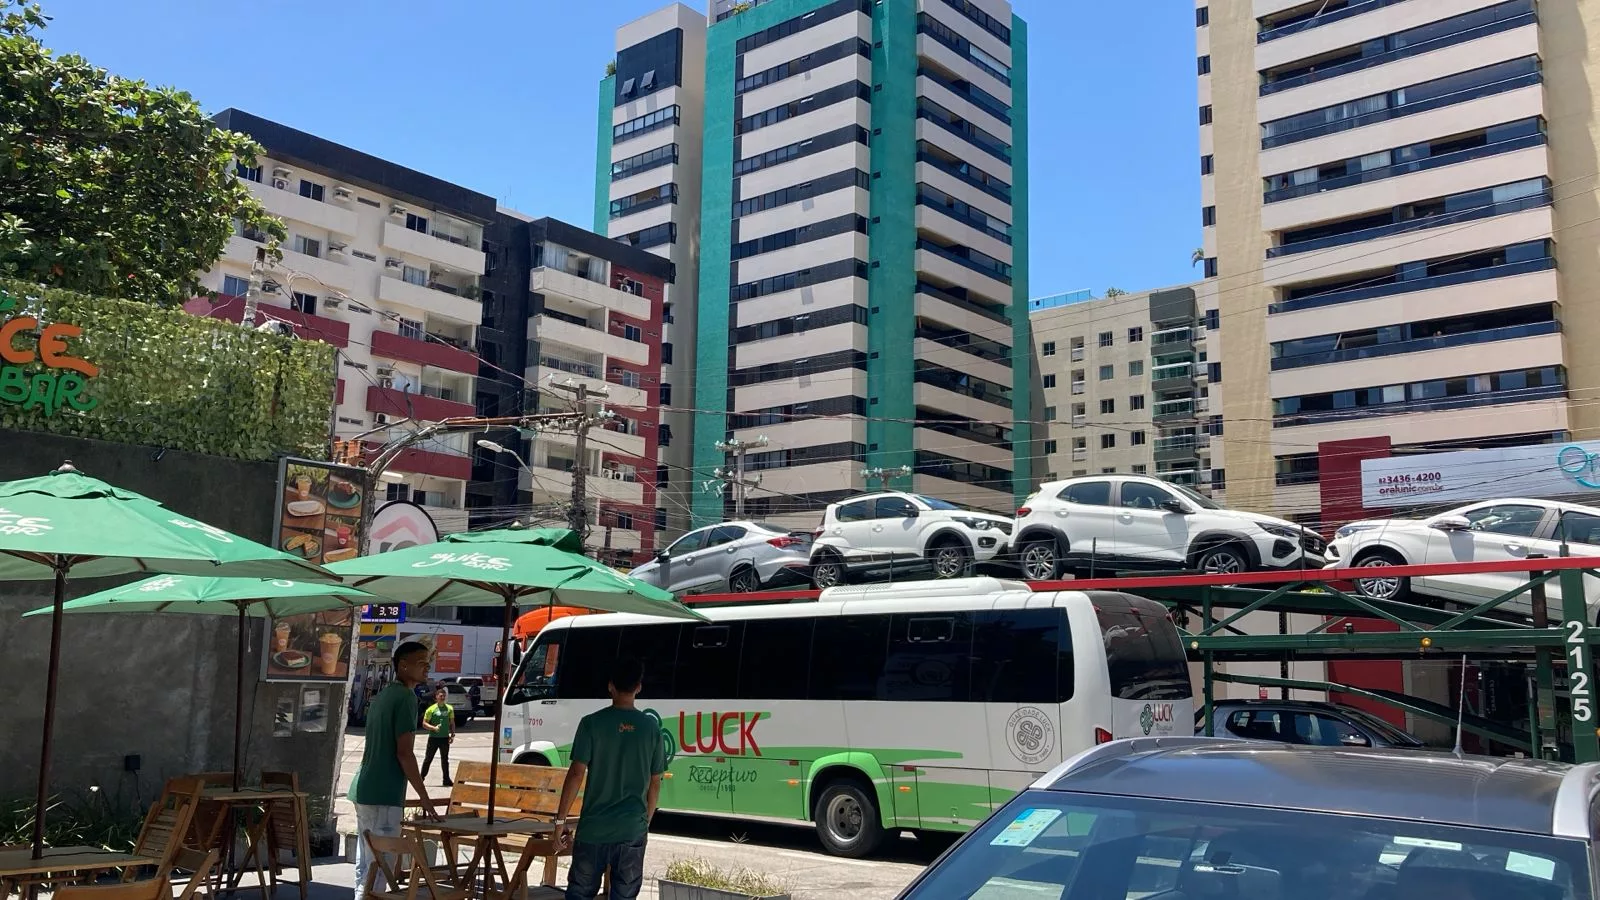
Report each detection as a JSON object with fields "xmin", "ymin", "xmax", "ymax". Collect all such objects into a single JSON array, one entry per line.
[{"xmin": 813, "ymin": 779, "xmax": 884, "ymax": 858}]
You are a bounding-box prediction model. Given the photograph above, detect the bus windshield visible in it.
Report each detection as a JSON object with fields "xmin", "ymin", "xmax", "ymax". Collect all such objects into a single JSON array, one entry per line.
[{"xmin": 1097, "ymin": 602, "xmax": 1192, "ymax": 701}]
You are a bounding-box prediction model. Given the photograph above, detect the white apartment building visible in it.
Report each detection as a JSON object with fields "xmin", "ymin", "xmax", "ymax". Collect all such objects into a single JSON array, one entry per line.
[{"xmin": 1200, "ymin": 0, "xmax": 1591, "ymax": 521}]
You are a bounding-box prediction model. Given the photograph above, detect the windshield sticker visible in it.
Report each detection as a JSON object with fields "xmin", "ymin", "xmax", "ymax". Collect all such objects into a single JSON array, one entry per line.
[{"xmin": 990, "ymin": 808, "xmax": 1062, "ymax": 847}]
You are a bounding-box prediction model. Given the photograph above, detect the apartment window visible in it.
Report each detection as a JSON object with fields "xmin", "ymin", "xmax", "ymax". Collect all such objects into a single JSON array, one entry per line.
[
  {"xmin": 1128, "ymin": 327, "xmax": 1144, "ymax": 343},
  {"xmin": 1199, "ymin": 105, "xmax": 1213, "ymax": 126},
  {"xmin": 1212, "ymin": 469, "xmax": 1226, "ymax": 491},
  {"xmin": 1043, "ymin": 374, "xmax": 1057, "ymax": 389},
  {"xmin": 403, "ymin": 265, "xmax": 427, "ymax": 286},
  {"xmin": 619, "ymin": 370, "xmax": 642, "ymax": 389},
  {"xmin": 397, "ymin": 318, "xmax": 424, "ymax": 340},
  {"xmin": 1203, "ymin": 257, "xmax": 1218, "ymax": 278},
  {"xmin": 1099, "ymin": 365, "xmax": 1114, "ymax": 380},
  {"xmin": 1042, "ymin": 341, "xmax": 1057, "ymax": 357},
  {"xmin": 1102, "ymin": 467, "xmax": 1117, "ymax": 475},
  {"xmin": 660, "ymin": 382, "xmax": 672, "ymax": 405},
  {"xmin": 1131, "ymin": 431, "xmax": 1146, "ymax": 446},
  {"xmin": 662, "ymin": 302, "xmax": 674, "ymax": 324},
  {"xmin": 221, "ymin": 274, "xmax": 249, "ymax": 297},
  {"xmin": 1132, "ymin": 464, "xmax": 1148, "ymax": 474},
  {"xmin": 1101, "ymin": 434, "xmax": 1116, "ymax": 449},
  {"xmin": 1131, "ymin": 395, "xmax": 1146, "ymax": 410},
  {"xmin": 659, "ymin": 424, "xmax": 673, "ymax": 446},
  {"xmin": 1276, "ymin": 454, "xmax": 1321, "ymax": 486},
  {"xmin": 613, "ymin": 105, "xmax": 681, "ymax": 142},
  {"xmin": 402, "ymin": 213, "xmax": 427, "ymax": 235},
  {"xmin": 1100, "ymin": 399, "xmax": 1115, "ymax": 414},
  {"xmin": 661, "ymin": 342, "xmax": 673, "ymax": 364},
  {"xmin": 1202, "ymin": 206, "xmax": 1216, "ymax": 227},
  {"xmin": 1201, "ymin": 155, "xmax": 1214, "ymax": 175},
  {"xmin": 623, "ymin": 324, "xmax": 643, "ymax": 342},
  {"xmin": 1098, "ymin": 331, "xmax": 1113, "ymax": 348},
  {"xmin": 657, "ymin": 465, "xmax": 670, "ymax": 488},
  {"xmin": 1197, "ymin": 55, "xmax": 1211, "ymax": 76},
  {"xmin": 1129, "ymin": 360, "xmax": 1144, "ymax": 377},
  {"xmin": 1205, "ymin": 309, "xmax": 1221, "ymax": 330},
  {"xmin": 1196, "ymin": 6, "xmax": 1208, "ymax": 26},
  {"xmin": 235, "ymin": 163, "xmax": 261, "ymax": 183},
  {"xmin": 298, "ymin": 180, "xmax": 324, "ymax": 202},
  {"xmin": 1043, "ymin": 406, "xmax": 1057, "ymax": 421},
  {"xmin": 1208, "ymin": 362, "xmax": 1222, "ymax": 382},
  {"xmin": 1044, "ymin": 440, "xmax": 1058, "ymax": 455},
  {"xmin": 292, "ymin": 236, "xmax": 320, "ymax": 258},
  {"xmin": 289, "ymin": 292, "xmax": 317, "ymax": 315},
  {"xmin": 1206, "ymin": 417, "xmax": 1224, "ymax": 436}
]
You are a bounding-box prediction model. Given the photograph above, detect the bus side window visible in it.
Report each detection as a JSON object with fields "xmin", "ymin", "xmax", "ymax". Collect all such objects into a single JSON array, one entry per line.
[
  {"xmin": 883, "ymin": 613, "xmax": 972, "ymax": 702},
  {"xmin": 811, "ymin": 615, "xmax": 889, "ymax": 700},
  {"xmin": 557, "ymin": 625, "xmax": 622, "ymax": 699},
  {"xmin": 677, "ymin": 622, "xmax": 743, "ymax": 698},
  {"xmin": 971, "ymin": 608, "xmax": 1070, "ymax": 704},
  {"xmin": 737, "ymin": 618, "xmax": 814, "ymax": 700},
  {"xmin": 617, "ymin": 622, "xmax": 683, "ymax": 700}
]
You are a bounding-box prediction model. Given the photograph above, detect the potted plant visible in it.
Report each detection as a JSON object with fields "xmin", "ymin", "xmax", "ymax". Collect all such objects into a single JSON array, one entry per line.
[{"xmin": 659, "ymin": 858, "xmax": 790, "ymax": 900}]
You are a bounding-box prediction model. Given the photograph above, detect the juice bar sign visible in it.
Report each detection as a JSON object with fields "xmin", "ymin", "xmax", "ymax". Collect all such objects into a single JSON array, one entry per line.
[{"xmin": 0, "ymin": 293, "xmax": 98, "ymax": 416}]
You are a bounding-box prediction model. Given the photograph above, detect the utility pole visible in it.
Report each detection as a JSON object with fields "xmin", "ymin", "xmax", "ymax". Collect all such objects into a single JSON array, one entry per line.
[
  {"xmin": 715, "ymin": 435, "xmax": 768, "ymax": 519},
  {"xmin": 548, "ymin": 380, "xmax": 614, "ymax": 539},
  {"xmin": 241, "ymin": 246, "xmax": 268, "ymax": 328},
  {"xmin": 861, "ymin": 464, "xmax": 912, "ymax": 492}
]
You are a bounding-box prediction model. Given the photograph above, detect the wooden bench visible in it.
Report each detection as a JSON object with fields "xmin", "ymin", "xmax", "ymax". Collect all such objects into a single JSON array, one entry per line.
[{"xmin": 445, "ymin": 761, "xmax": 583, "ymax": 890}]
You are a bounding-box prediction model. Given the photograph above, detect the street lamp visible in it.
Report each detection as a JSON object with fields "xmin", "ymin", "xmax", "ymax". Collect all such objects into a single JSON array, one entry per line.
[{"xmin": 476, "ymin": 438, "xmax": 532, "ymax": 472}]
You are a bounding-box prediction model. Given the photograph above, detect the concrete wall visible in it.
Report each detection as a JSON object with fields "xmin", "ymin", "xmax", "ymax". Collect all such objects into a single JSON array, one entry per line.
[{"xmin": 0, "ymin": 431, "xmax": 344, "ymax": 828}]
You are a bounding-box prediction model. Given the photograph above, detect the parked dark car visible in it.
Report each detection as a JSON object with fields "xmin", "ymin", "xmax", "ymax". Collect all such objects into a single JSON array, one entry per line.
[
  {"xmin": 896, "ymin": 737, "xmax": 1596, "ymax": 899},
  {"xmin": 1199, "ymin": 699, "xmax": 1427, "ymax": 749}
]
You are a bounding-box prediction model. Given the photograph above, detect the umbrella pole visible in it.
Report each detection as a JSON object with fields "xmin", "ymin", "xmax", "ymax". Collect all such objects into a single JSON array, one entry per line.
[
  {"xmin": 485, "ymin": 594, "xmax": 516, "ymax": 826},
  {"xmin": 31, "ymin": 560, "xmax": 68, "ymax": 860},
  {"xmin": 233, "ymin": 604, "xmax": 246, "ymax": 792}
]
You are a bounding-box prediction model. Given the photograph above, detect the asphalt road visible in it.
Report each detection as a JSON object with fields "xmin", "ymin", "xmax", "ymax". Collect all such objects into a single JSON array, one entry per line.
[{"xmin": 335, "ymin": 719, "xmax": 935, "ymax": 899}]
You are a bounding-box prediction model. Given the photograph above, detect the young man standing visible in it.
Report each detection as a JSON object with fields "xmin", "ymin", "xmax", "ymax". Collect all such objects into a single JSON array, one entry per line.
[
  {"xmin": 350, "ymin": 641, "xmax": 441, "ymax": 898},
  {"xmin": 554, "ymin": 657, "xmax": 665, "ymax": 900},
  {"xmin": 420, "ymin": 687, "xmax": 455, "ymax": 788}
]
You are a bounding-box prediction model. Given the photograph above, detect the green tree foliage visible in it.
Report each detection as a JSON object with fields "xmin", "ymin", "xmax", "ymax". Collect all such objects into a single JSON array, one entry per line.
[{"xmin": 0, "ymin": 1, "xmax": 285, "ymax": 307}]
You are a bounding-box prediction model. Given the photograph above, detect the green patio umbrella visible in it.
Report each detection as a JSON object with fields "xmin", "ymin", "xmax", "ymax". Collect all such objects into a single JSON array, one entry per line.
[
  {"xmin": 25, "ymin": 575, "xmax": 378, "ymax": 789},
  {"xmin": 0, "ymin": 463, "xmax": 335, "ymax": 858},
  {"xmin": 327, "ymin": 525, "xmax": 702, "ymax": 820}
]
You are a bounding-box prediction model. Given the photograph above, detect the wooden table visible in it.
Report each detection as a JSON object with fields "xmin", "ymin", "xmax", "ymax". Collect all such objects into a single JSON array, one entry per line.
[
  {"xmin": 199, "ymin": 787, "xmax": 309, "ymax": 898},
  {"xmin": 404, "ymin": 815, "xmax": 557, "ymax": 900},
  {"xmin": 0, "ymin": 845, "xmax": 159, "ymax": 894}
]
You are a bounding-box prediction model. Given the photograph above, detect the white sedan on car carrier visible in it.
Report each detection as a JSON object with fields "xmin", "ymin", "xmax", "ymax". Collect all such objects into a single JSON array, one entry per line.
[{"xmin": 1325, "ymin": 497, "xmax": 1600, "ymax": 620}]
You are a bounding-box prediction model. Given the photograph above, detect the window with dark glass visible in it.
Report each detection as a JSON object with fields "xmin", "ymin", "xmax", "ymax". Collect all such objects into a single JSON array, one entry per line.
[
  {"xmin": 737, "ymin": 618, "xmax": 814, "ymax": 700},
  {"xmin": 810, "ymin": 615, "xmax": 889, "ymax": 700}
]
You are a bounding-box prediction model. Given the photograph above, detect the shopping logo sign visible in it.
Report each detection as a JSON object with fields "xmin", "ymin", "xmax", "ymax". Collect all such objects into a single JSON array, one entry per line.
[
  {"xmin": 0, "ymin": 509, "xmax": 51, "ymax": 537},
  {"xmin": 0, "ymin": 291, "xmax": 99, "ymax": 418},
  {"xmin": 676, "ymin": 710, "xmax": 764, "ymax": 757}
]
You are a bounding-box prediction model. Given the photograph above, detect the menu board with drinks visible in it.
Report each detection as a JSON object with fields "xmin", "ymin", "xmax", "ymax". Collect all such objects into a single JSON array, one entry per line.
[{"xmin": 262, "ymin": 456, "xmax": 367, "ymax": 682}]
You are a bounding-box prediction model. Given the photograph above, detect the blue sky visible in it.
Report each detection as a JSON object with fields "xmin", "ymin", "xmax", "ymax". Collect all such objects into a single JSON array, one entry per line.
[{"xmin": 45, "ymin": 1, "xmax": 1201, "ymax": 296}]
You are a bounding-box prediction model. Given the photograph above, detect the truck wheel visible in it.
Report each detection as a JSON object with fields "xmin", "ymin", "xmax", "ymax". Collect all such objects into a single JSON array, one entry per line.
[{"xmin": 813, "ymin": 779, "xmax": 885, "ymax": 858}]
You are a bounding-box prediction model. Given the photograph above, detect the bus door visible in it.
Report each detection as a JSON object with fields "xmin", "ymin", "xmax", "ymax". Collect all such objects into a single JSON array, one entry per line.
[
  {"xmin": 502, "ymin": 626, "xmax": 580, "ymax": 761},
  {"xmin": 979, "ymin": 592, "xmax": 1071, "ymax": 815}
]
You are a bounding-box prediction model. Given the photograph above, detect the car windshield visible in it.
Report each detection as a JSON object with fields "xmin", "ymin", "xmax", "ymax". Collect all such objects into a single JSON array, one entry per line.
[
  {"xmin": 902, "ymin": 790, "xmax": 1591, "ymax": 900},
  {"xmin": 1341, "ymin": 707, "xmax": 1426, "ymax": 747},
  {"xmin": 916, "ymin": 495, "xmax": 964, "ymax": 511},
  {"xmin": 1166, "ymin": 481, "xmax": 1222, "ymax": 510}
]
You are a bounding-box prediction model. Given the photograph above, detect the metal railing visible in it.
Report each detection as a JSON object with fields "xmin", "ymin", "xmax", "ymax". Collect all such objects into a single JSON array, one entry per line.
[
  {"xmin": 1265, "ymin": 131, "xmax": 1546, "ymax": 203},
  {"xmin": 1271, "ymin": 320, "xmax": 1560, "ymax": 371}
]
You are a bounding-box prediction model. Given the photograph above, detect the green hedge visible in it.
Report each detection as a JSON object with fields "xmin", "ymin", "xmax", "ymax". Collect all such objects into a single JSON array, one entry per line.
[{"xmin": 0, "ymin": 277, "xmax": 335, "ymax": 461}]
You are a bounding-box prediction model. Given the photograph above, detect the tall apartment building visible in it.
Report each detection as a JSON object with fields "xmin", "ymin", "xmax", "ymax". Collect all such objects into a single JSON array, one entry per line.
[
  {"xmin": 1030, "ymin": 284, "xmax": 1225, "ymax": 495},
  {"xmin": 595, "ymin": 5, "xmax": 709, "ymax": 540},
  {"xmin": 193, "ymin": 111, "xmax": 670, "ymax": 561},
  {"xmin": 599, "ymin": 0, "xmax": 1032, "ymax": 532},
  {"xmin": 1199, "ymin": 0, "xmax": 1593, "ymax": 522}
]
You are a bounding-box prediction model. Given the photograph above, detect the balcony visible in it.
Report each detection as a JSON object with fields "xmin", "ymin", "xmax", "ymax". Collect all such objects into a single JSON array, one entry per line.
[
  {"xmin": 1150, "ymin": 327, "xmax": 1195, "ymax": 355},
  {"xmin": 1072, "ymin": 448, "xmax": 1088, "ymax": 462},
  {"xmin": 183, "ymin": 294, "xmax": 350, "ymax": 348},
  {"xmin": 530, "ymin": 267, "xmax": 651, "ymax": 321},
  {"xmin": 1154, "ymin": 435, "xmax": 1206, "ymax": 464},
  {"xmin": 1151, "ymin": 364, "xmax": 1196, "ymax": 393},
  {"xmin": 279, "ymin": 247, "xmax": 356, "ymax": 294},
  {"xmin": 534, "ymin": 314, "xmax": 650, "ymax": 366},
  {"xmin": 522, "ymin": 465, "xmax": 645, "ymax": 506},
  {"xmin": 1153, "ymin": 398, "xmax": 1197, "ymax": 423},
  {"xmin": 374, "ymin": 444, "xmax": 471, "ymax": 481},
  {"xmin": 377, "ymin": 275, "xmax": 481, "ymax": 323},
  {"xmin": 1070, "ymin": 381, "xmax": 1086, "ymax": 395},
  {"xmin": 381, "ymin": 221, "xmax": 486, "ymax": 274},
  {"xmin": 246, "ymin": 180, "xmax": 357, "ymax": 236},
  {"xmin": 370, "ymin": 330, "xmax": 478, "ymax": 376},
  {"xmin": 1070, "ymin": 347, "xmax": 1085, "ymax": 361},
  {"xmin": 365, "ymin": 385, "xmax": 475, "ymax": 422},
  {"xmin": 541, "ymin": 422, "xmax": 649, "ymax": 460}
]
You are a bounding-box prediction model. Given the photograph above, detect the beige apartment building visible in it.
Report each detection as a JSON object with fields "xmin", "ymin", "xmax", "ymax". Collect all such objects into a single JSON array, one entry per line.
[
  {"xmin": 1030, "ymin": 284, "xmax": 1225, "ymax": 496},
  {"xmin": 1199, "ymin": 0, "xmax": 1597, "ymax": 520}
]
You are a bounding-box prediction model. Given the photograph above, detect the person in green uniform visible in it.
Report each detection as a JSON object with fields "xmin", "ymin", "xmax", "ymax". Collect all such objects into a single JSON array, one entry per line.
[
  {"xmin": 420, "ymin": 686, "xmax": 455, "ymax": 787},
  {"xmin": 350, "ymin": 642, "xmax": 441, "ymax": 899},
  {"xmin": 554, "ymin": 656, "xmax": 665, "ymax": 900}
]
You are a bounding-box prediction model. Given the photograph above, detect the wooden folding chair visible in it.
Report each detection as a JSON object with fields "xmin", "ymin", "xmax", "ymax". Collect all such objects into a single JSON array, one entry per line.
[
  {"xmin": 55, "ymin": 878, "xmax": 170, "ymax": 900},
  {"xmin": 157, "ymin": 847, "xmax": 219, "ymax": 900},
  {"xmin": 123, "ymin": 778, "xmax": 203, "ymax": 885},
  {"xmin": 361, "ymin": 831, "xmax": 471, "ymax": 900},
  {"xmin": 255, "ymin": 771, "xmax": 312, "ymax": 900}
]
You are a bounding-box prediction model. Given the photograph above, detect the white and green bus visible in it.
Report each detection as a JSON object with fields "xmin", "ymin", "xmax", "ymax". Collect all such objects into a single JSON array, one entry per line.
[{"xmin": 500, "ymin": 577, "xmax": 1193, "ymax": 857}]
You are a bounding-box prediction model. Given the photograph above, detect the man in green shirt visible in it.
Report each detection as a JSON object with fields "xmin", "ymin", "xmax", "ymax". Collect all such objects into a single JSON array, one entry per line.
[
  {"xmin": 555, "ymin": 656, "xmax": 665, "ymax": 900},
  {"xmin": 420, "ymin": 686, "xmax": 455, "ymax": 787},
  {"xmin": 350, "ymin": 642, "xmax": 441, "ymax": 900}
]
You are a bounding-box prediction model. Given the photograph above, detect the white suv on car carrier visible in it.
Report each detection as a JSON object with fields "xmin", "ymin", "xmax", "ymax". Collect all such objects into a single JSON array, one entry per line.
[
  {"xmin": 809, "ymin": 492, "xmax": 1013, "ymax": 587},
  {"xmin": 1013, "ymin": 474, "xmax": 1327, "ymax": 580}
]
